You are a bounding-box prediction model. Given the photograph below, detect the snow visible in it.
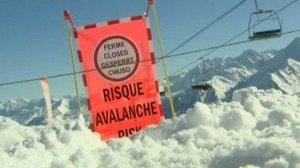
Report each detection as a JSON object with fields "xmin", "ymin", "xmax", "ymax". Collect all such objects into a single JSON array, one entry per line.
[{"xmin": 0, "ymin": 87, "xmax": 300, "ymax": 168}]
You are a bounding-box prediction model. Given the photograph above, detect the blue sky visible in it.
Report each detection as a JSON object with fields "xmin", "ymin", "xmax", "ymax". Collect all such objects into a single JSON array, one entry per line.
[{"xmin": 0, "ymin": 0, "xmax": 299, "ymax": 101}]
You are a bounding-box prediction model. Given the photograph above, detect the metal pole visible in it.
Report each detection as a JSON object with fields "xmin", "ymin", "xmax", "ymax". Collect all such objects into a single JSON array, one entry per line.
[
  {"xmin": 64, "ymin": 10, "xmax": 82, "ymax": 114},
  {"xmin": 150, "ymin": 4, "xmax": 176, "ymax": 118}
]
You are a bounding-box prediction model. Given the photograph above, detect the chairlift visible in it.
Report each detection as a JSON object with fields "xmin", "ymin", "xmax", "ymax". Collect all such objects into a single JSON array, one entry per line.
[
  {"xmin": 248, "ymin": 0, "xmax": 282, "ymax": 40},
  {"xmin": 190, "ymin": 74, "xmax": 212, "ymax": 91},
  {"xmin": 190, "ymin": 59, "xmax": 212, "ymax": 91}
]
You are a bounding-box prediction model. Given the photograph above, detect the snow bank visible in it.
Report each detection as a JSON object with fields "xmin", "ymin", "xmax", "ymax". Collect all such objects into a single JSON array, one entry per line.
[{"xmin": 0, "ymin": 87, "xmax": 300, "ymax": 168}]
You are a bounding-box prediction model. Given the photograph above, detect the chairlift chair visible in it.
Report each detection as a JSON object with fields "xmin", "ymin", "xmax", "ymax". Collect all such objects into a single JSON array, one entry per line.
[
  {"xmin": 190, "ymin": 73, "xmax": 212, "ymax": 92},
  {"xmin": 248, "ymin": 1, "xmax": 282, "ymax": 40},
  {"xmin": 190, "ymin": 58, "xmax": 213, "ymax": 91},
  {"xmin": 191, "ymin": 81, "xmax": 212, "ymax": 91}
]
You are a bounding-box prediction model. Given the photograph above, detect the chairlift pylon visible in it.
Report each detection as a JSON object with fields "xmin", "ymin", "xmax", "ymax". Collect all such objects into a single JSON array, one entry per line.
[{"xmin": 248, "ymin": 0, "xmax": 282, "ymax": 40}]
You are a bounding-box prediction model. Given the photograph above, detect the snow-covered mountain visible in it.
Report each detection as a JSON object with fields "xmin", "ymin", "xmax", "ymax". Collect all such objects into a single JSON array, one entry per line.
[
  {"xmin": 1, "ymin": 37, "xmax": 300, "ymax": 122},
  {"xmin": 0, "ymin": 96, "xmax": 89, "ymax": 126},
  {"xmin": 236, "ymin": 38, "xmax": 300, "ymax": 94},
  {"xmin": 163, "ymin": 37, "xmax": 300, "ymax": 117}
]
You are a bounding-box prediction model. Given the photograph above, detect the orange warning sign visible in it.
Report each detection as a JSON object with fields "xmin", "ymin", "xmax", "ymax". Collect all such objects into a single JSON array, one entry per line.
[{"xmin": 75, "ymin": 15, "xmax": 163, "ymax": 140}]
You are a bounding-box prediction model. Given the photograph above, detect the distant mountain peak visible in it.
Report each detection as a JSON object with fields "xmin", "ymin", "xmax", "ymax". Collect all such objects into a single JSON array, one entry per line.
[
  {"xmin": 282, "ymin": 36, "xmax": 300, "ymax": 61},
  {"xmin": 287, "ymin": 37, "xmax": 300, "ymax": 49}
]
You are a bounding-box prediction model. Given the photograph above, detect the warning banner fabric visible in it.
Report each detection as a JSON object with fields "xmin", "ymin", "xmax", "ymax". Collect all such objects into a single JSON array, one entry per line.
[{"xmin": 75, "ymin": 15, "xmax": 163, "ymax": 140}]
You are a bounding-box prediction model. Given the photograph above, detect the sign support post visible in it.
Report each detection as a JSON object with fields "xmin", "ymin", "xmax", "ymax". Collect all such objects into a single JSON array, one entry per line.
[
  {"xmin": 149, "ymin": 1, "xmax": 176, "ymax": 118},
  {"xmin": 64, "ymin": 10, "xmax": 82, "ymax": 114}
]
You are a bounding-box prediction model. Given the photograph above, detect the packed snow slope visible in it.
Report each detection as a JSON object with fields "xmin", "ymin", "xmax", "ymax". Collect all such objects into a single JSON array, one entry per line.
[
  {"xmin": 0, "ymin": 87, "xmax": 300, "ymax": 168},
  {"xmin": 164, "ymin": 37, "xmax": 300, "ymax": 117}
]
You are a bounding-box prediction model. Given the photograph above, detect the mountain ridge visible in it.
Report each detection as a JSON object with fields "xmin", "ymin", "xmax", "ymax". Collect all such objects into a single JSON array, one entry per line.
[
  {"xmin": 163, "ymin": 37, "xmax": 300, "ymax": 116},
  {"xmin": 1, "ymin": 37, "xmax": 300, "ymax": 121}
]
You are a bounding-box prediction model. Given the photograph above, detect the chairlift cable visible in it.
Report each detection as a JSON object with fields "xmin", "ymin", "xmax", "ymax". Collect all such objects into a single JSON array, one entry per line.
[
  {"xmin": 159, "ymin": 0, "xmax": 247, "ymax": 60},
  {"xmin": 0, "ymin": 28, "xmax": 299, "ymax": 87},
  {"xmin": 168, "ymin": 29, "xmax": 300, "ymax": 76},
  {"xmin": 168, "ymin": 0, "xmax": 298, "ymax": 76}
]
